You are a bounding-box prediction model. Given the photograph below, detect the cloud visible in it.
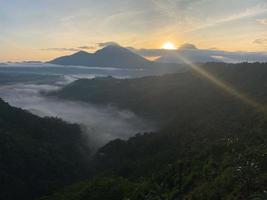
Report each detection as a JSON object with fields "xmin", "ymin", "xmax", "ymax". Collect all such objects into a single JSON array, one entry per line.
[
  {"xmin": 257, "ymin": 18, "xmax": 267, "ymax": 25},
  {"xmin": 189, "ymin": 4, "xmax": 267, "ymax": 33},
  {"xmin": 41, "ymin": 48, "xmax": 80, "ymax": 52},
  {"xmin": 78, "ymin": 46, "xmax": 97, "ymax": 50},
  {"xmin": 41, "ymin": 42, "xmax": 119, "ymax": 52},
  {"xmin": 97, "ymin": 41, "xmax": 120, "ymax": 47},
  {"xmin": 253, "ymin": 38, "xmax": 267, "ymax": 45},
  {"xmin": 179, "ymin": 43, "xmax": 198, "ymax": 50},
  {"xmin": 0, "ymin": 80, "xmax": 154, "ymax": 150}
]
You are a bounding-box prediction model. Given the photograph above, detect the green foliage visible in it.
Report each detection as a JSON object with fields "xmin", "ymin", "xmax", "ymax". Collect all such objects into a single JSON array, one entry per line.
[
  {"xmin": 43, "ymin": 63, "xmax": 267, "ymax": 199},
  {"xmin": 2, "ymin": 63, "xmax": 267, "ymax": 199},
  {"xmin": 51, "ymin": 62, "xmax": 267, "ymax": 124},
  {"xmin": 0, "ymin": 99, "xmax": 91, "ymax": 200},
  {"xmin": 39, "ymin": 176, "xmax": 136, "ymax": 200}
]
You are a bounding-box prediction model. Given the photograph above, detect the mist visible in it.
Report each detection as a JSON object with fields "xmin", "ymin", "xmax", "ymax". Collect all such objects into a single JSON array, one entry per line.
[{"xmin": 0, "ymin": 81, "xmax": 154, "ymax": 150}]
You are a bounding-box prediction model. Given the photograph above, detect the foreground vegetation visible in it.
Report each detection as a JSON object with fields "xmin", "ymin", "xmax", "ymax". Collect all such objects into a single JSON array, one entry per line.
[{"xmin": 0, "ymin": 99, "xmax": 91, "ymax": 200}]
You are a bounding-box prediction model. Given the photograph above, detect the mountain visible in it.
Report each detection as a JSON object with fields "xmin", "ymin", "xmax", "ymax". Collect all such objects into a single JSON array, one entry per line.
[
  {"xmin": 49, "ymin": 45, "xmax": 155, "ymax": 68},
  {"xmin": 48, "ymin": 51, "xmax": 94, "ymax": 67},
  {"xmin": 156, "ymin": 44, "xmax": 219, "ymax": 64},
  {"xmin": 156, "ymin": 50, "xmax": 219, "ymax": 63},
  {"xmin": 0, "ymin": 99, "xmax": 91, "ymax": 200}
]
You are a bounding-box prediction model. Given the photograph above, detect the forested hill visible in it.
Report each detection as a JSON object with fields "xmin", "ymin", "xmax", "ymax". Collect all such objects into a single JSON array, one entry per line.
[
  {"xmin": 50, "ymin": 62, "xmax": 267, "ymax": 124},
  {"xmin": 0, "ymin": 99, "xmax": 91, "ymax": 200},
  {"xmin": 39, "ymin": 121, "xmax": 267, "ymax": 200},
  {"xmin": 41, "ymin": 62, "xmax": 267, "ymax": 199}
]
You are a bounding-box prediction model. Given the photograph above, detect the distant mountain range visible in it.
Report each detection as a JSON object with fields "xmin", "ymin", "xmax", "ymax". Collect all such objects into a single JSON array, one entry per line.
[
  {"xmin": 131, "ymin": 43, "xmax": 267, "ymax": 64},
  {"xmin": 49, "ymin": 44, "xmax": 224, "ymax": 68},
  {"xmin": 49, "ymin": 45, "xmax": 156, "ymax": 68},
  {"xmin": 1, "ymin": 61, "xmax": 43, "ymax": 65},
  {"xmin": 156, "ymin": 44, "xmax": 219, "ymax": 63}
]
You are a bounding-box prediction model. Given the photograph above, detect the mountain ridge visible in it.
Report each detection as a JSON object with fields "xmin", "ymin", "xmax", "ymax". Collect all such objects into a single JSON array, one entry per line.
[{"xmin": 49, "ymin": 45, "xmax": 154, "ymax": 68}]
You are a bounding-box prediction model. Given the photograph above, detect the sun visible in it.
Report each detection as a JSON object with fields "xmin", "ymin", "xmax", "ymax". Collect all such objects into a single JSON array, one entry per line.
[{"xmin": 162, "ymin": 42, "xmax": 176, "ymax": 50}]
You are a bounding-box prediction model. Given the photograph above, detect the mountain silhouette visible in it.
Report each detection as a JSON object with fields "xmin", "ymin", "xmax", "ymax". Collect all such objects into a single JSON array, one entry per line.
[
  {"xmin": 156, "ymin": 52, "xmax": 219, "ymax": 64},
  {"xmin": 49, "ymin": 45, "xmax": 154, "ymax": 68},
  {"xmin": 156, "ymin": 44, "xmax": 219, "ymax": 64}
]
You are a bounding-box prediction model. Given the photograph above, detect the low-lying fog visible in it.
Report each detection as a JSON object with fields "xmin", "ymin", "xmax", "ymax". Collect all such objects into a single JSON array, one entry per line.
[{"xmin": 0, "ymin": 64, "xmax": 155, "ymax": 150}]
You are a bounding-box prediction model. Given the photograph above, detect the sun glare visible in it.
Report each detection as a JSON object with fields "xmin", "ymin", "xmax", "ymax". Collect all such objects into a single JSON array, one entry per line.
[{"xmin": 162, "ymin": 42, "xmax": 176, "ymax": 50}]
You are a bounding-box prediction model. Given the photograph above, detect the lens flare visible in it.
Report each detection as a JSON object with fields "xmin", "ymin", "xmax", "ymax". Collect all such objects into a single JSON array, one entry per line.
[
  {"xmin": 177, "ymin": 55, "xmax": 266, "ymax": 115},
  {"xmin": 162, "ymin": 42, "xmax": 176, "ymax": 50}
]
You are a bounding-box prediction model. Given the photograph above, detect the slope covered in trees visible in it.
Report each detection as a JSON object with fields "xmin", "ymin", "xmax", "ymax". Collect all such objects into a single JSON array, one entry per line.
[
  {"xmin": 50, "ymin": 62, "xmax": 267, "ymax": 124},
  {"xmin": 0, "ymin": 99, "xmax": 91, "ymax": 200},
  {"xmin": 41, "ymin": 117, "xmax": 267, "ymax": 199},
  {"xmin": 41, "ymin": 62, "xmax": 267, "ymax": 199}
]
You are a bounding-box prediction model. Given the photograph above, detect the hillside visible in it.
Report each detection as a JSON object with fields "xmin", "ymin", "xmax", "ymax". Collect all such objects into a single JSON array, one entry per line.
[
  {"xmin": 42, "ymin": 62, "xmax": 267, "ymax": 199},
  {"xmin": 41, "ymin": 114, "xmax": 267, "ymax": 199},
  {"xmin": 0, "ymin": 99, "xmax": 91, "ymax": 200},
  {"xmin": 50, "ymin": 62, "xmax": 267, "ymax": 123}
]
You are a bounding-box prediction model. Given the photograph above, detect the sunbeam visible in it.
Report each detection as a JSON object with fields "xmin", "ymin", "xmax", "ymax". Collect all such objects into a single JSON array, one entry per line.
[{"xmin": 177, "ymin": 55, "xmax": 266, "ymax": 115}]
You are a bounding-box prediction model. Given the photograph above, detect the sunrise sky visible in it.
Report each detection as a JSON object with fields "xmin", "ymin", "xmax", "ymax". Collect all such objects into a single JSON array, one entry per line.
[{"xmin": 0, "ymin": 0, "xmax": 266, "ymax": 61}]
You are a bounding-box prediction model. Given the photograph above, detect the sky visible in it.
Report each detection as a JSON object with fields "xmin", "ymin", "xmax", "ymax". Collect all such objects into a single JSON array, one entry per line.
[{"xmin": 0, "ymin": 0, "xmax": 266, "ymax": 61}]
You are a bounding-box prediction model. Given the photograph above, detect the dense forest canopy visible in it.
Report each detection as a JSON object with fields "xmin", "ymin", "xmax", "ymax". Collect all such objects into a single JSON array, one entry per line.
[
  {"xmin": 51, "ymin": 62, "xmax": 267, "ymax": 123},
  {"xmin": 41, "ymin": 62, "xmax": 267, "ymax": 199},
  {"xmin": 0, "ymin": 99, "xmax": 91, "ymax": 200},
  {"xmin": 0, "ymin": 62, "xmax": 266, "ymax": 200}
]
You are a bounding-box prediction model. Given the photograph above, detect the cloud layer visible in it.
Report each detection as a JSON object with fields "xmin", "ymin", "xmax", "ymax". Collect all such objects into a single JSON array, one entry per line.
[
  {"xmin": 257, "ymin": 18, "xmax": 267, "ymax": 25},
  {"xmin": 41, "ymin": 41, "xmax": 119, "ymax": 52},
  {"xmin": 0, "ymin": 81, "xmax": 154, "ymax": 150}
]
